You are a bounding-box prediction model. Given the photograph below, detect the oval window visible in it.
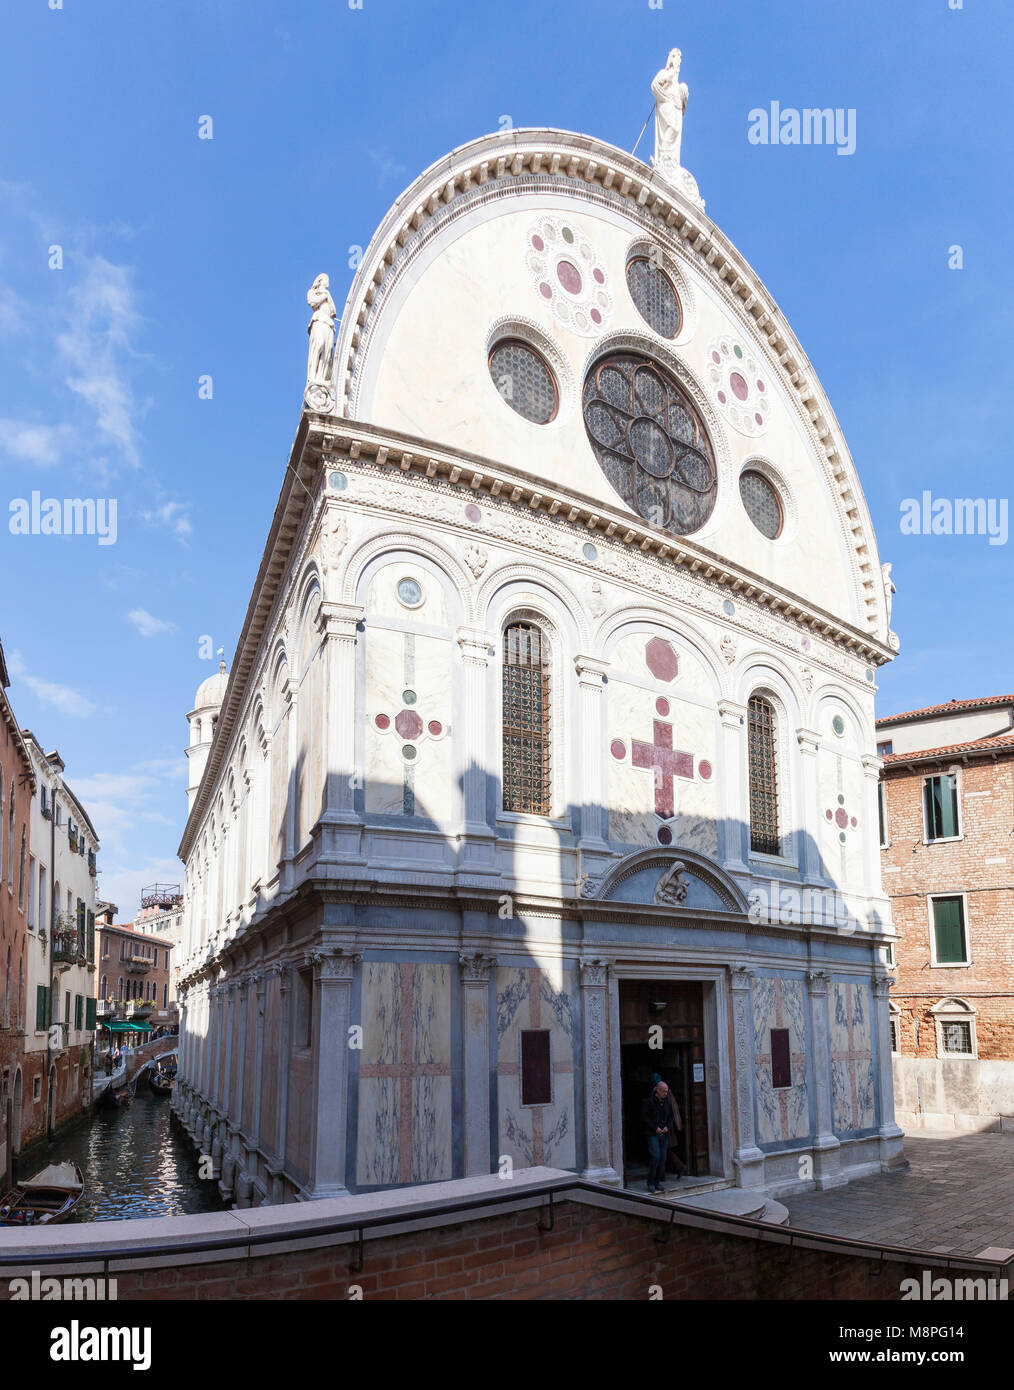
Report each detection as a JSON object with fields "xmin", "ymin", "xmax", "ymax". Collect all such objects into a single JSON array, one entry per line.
[
  {"xmin": 489, "ymin": 339, "xmax": 558, "ymax": 424},
  {"xmin": 626, "ymin": 255, "xmax": 683, "ymax": 338},
  {"xmin": 739, "ymin": 469, "xmax": 783, "ymax": 539}
]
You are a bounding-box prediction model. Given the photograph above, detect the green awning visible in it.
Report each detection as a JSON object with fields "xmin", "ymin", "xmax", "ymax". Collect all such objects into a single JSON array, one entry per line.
[{"xmin": 102, "ymin": 1020, "xmax": 155, "ymax": 1033}]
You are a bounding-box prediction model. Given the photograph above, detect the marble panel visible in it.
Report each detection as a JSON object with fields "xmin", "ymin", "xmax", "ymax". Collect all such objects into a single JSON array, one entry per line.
[
  {"xmin": 495, "ymin": 965, "xmax": 577, "ymax": 1171},
  {"xmin": 752, "ymin": 976, "xmax": 810, "ymax": 1145},
  {"xmin": 830, "ymin": 980, "xmax": 875, "ymax": 1134}
]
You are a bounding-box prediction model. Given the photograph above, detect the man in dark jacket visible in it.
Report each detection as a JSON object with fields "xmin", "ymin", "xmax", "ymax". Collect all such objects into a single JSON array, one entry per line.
[{"xmin": 642, "ymin": 1080, "xmax": 681, "ymax": 1194}]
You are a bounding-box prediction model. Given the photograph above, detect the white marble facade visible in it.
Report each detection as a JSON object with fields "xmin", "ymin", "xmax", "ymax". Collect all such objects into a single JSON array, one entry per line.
[{"xmin": 172, "ymin": 105, "xmax": 904, "ymax": 1205}]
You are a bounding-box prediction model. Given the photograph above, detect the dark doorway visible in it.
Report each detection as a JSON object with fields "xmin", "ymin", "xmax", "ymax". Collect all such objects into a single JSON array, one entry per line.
[{"xmin": 619, "ymin": 980, "xmax": 709, "ymax": 1185}]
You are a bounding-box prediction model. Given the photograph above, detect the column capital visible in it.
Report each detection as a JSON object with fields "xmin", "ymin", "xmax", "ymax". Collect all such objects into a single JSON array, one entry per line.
[
  {"xmin": 872, "ymin": 973, "xmax": 893, "ymax": 998},
  {"xmin": 728, "ymin": 964, "xmax": 754, "ymax": 991},
  {"xmin": 806, "ymin": 968, "xmax": 831, "ymax": 995},
  {"xmin": 861, "ymin": 753, "xmax": 883, "ymax": 777},
  {"xmin": 573, "ymin": 654, "xmax": 610, "ymax": 687},
  {"xmin": 579, "ymin": 957, "xmax": 611, "ymax": 988},
  {"xmin": 311, "ymin": 947, "xmax": 362, "ymax": 983},
  {"xmin": 718, "ymin": 699, "xmax": 747, "ymax": 729},
  {"xmin": 459, "ymin": 952, "xmax": 497, "ymax": 983},
  {"xmin": 455, "ymin": 627, "xmax": 494, "ymax": 666},
  {"xmin": 318, "ymin": 600, "xmax": 365, "ymax": 642},
  {"xmin": 796, "ymin": 727, "xmax": 821, "ymax": 756}
]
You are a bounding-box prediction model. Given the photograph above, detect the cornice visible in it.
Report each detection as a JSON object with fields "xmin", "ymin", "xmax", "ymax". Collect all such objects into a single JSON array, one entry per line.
[{"xmin": 318, "ymin": 422, "xmax": 892, "ymax": 667}]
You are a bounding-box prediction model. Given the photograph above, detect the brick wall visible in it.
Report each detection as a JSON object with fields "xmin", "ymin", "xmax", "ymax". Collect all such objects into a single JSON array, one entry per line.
[
  {"xmin": 881, "ymin": 755, "xmax": 1014, "ymax": 1061},
  {"xmin": 0, "ymin": 1194, "xmax": 983, "ymax": 1302}
]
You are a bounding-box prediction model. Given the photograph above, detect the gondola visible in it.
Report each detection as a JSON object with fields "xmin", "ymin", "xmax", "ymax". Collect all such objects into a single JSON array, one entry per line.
[
  {"xmin": 0, "ymin": 1162, "xmax": 85, "ymax": 1226},
  {"xmin": 100, "ymin": 1074, "xmax": 137, "ymax": 1109},
  {"xmin": 147, "ymin": 1066, "xmax": 174, "ymax": 1095}
]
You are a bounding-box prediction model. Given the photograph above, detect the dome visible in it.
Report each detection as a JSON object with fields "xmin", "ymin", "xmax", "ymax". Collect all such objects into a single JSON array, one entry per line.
[{"xmin": 193, "ymin": 659, "xmax": 229, "ymax": 712}]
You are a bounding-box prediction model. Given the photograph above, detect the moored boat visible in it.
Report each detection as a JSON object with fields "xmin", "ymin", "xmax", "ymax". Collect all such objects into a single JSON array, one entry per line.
[{"xmin": 0, "ymin": 1162, "xmax": 84, "ymax": 1226}]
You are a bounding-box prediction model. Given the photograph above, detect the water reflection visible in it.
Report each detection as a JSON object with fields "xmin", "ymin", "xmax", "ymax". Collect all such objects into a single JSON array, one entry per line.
[{"xmin": 28, "ymin": 1089, "xmax": 224, "ymax": 1222}]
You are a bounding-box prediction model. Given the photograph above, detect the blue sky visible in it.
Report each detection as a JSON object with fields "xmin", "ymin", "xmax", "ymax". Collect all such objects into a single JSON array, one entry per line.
[{"xmin": 1, "ymin": 0, "xmax": 1011, "ymax": 911}]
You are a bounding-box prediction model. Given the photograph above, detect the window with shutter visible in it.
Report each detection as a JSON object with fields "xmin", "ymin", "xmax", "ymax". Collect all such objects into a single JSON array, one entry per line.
[
  {"xmin": 931, "ymin": 896, "xmax": 968, "ymax": 965},
  {"xmin": 75, "ymin": 994, "xmax": 83, "ymax": 1030},
  {"xmin": 36, "ymin": 985, "xmax": 49, "ymax": 1031},
  {"xmin": 770, "ymin": 1027, "xmax": 792, "ymax": 1089},
  {"xmin": 85, "ymin": 997, "xmax": 96, "ymax": 1030},
  {"xmin": 520, "ymin": 1029, "xmax": 552, "ymax": 1105},
  {"xmin": 924, "ymin": 774, "xmax": 960, "ymax": 841}
]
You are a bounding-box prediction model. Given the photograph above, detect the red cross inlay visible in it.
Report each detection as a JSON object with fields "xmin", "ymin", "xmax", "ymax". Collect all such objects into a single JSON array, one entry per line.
[
  {"xmin": 830, "ymin": 982, "xmax": 873, "ymax": 1132},
  {"xmin": 631, "ymin": 720, "xmax": 694, "ymax": 819},
  {"xmin": 359, "ymin": 962, "xmax": 453, "ymax": 1183}
]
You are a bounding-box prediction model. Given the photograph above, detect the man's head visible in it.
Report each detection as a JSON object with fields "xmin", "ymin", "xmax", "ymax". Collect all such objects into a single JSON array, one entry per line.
[{"xmin": 654, "ymin": 1081, "xmax": 669, "ymax": 1099}]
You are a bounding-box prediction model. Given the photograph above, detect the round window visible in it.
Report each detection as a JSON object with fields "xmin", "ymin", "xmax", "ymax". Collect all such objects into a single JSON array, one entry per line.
[
  {"xmin": 396, "ymin": 577, "xmax": 424, "ymax": 608},
  {"xmin": 488, "ymin": 339, "xmax": 558, "ymax": 424},
  {"xmin": 739, "ymin": 469, "xmax": 783, "ymax": 539},
  {"xmin": 626, "ymin": 256, "xmax": 683, "ymax": 338},
  {"xmin": 582, "ymin": 351, "xmax": 717, "ymax": 535}
]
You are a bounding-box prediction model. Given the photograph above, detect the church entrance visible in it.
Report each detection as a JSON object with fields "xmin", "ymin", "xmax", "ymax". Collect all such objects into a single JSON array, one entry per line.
[{"xmin": 618, "ymin": 980, "xmax": 709, "ymax": 1184}]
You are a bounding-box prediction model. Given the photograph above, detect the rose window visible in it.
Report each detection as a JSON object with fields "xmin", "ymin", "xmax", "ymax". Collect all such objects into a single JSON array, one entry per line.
[{"xmin": 582, "ymin": 351, "xmax": 717, "ymax": 535}]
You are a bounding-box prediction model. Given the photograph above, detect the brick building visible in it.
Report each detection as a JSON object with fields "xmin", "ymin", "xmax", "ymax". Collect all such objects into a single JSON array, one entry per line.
[
  {"xmin": 96, "ymin": 910, "xmax": 175, "ymax": 1035},
  {"xmin": 0, "ymin": 640, "xmax": 36, "ymax": 1191},
  {"xmin": 878, "ymin": 694, "xmax": 1014, "ymax": 1129}
]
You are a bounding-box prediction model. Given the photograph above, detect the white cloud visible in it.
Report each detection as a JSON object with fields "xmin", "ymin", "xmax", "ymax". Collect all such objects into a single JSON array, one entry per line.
[
  {"xmin": 55, "ymin": 256, "xmax": 144, "ymax": 467},
  {"xmin": 0, "ymin": 418, "xmax": 75, "ymax": 466},
  {"xmin": 142, "ymin": 501, "xmax": 192, "ymax": 545},
  {"xmin": 6, "ymin": 649, "xmax": 96, "ymax": 718},
  {"xmin": 126, "ymin": 608, "xmax": 178, "ymax": 638}
]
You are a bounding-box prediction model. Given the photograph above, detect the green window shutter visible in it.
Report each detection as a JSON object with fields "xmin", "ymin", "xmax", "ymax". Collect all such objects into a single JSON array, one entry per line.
[
  {"xmin": 75, "ymin": 994, "xmax": 83, "ymax": 1030},
  {"xmin": 85, "ymin": 997, "xmax": 96, "ymax": 1030},
  {"xmin": 933, "ymin": 896, "xmax": 966, "ymax": 963},
  {"xmin": 87, "ymin": 910, "xmax": 95, "ymax": 962},
  {"xmin": 36, "ymin": 985, "xmax": 47, "ymax": 1031}
]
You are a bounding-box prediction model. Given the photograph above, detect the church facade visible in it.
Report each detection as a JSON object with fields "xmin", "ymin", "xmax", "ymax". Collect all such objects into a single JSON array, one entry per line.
[{"xmin": 174, "ymin": 64, "xmax": 904, "ymax": 1204}]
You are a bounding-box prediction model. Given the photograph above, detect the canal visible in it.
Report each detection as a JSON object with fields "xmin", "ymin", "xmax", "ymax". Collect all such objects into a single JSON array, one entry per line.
[{"xmin": 26, "ymin": 1089, "xmax": 225, "ymax": 1222}]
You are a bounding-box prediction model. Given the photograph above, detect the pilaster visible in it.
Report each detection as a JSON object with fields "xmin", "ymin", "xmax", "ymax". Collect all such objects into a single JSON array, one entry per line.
[
  {"xmin": 805, "ymin": 968, "xmax": 845, "ymax": 1189},
  {"xmin": 728, "ymin": 965, "xmax": 764, "ymax": 1188},
  {"xmin": 459, "ymin": 952, "xmax": 496, "ymax": 1177},
  {"xmin": 579, "ymin": 958, "xmax": 621, "ymax": 1184},
  {"xmin": 573, "ymin": 656, "xmax": 611, "ymax": 853},
  {"xmin": 305, "ymin": 946, "xmax": 361, "ymax": 1197}
]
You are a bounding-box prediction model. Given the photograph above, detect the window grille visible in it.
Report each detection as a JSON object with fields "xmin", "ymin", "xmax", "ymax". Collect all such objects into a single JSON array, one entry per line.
[
  {"xmin": 941, "ymin": 1020, "xmax": 972, "ymax": 1055},
  {"xmin": 626, "ymin": 255, "xmax": 683, "ymax": 338},
  {"xmin": 503, "ymin": 623, "xmax": 552, "ymax": 816},
  {"xmin": 748, "ymin": 694, "xmax": 780, "ymax": 855}
]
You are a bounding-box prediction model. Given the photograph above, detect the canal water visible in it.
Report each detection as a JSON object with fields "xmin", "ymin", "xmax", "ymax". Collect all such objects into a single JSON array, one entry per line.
[{"xmin": 25, "ymin": 1088, "xmax": 225, "ymax": 1222}]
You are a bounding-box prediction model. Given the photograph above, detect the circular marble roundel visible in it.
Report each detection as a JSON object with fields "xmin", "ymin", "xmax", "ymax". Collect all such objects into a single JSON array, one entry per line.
[
  {"xmin": 526, "ymin": 217, "xmax": 612, "ymax": 338},
  {"xmin": 706, "ymin": 336, "xmax": 771, "ymax": 438}
]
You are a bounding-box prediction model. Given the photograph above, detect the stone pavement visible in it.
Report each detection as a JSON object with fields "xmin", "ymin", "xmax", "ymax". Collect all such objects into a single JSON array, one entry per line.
[{"xmin": 781, "ymin": 1131, "xmax": 1014, "ymax": 1257}]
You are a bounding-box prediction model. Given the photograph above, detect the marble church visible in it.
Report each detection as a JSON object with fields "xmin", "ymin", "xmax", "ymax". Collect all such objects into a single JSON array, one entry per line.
[{"xmin": 173, "ymin": 51, "xmax": 905, "ymax": 1205}]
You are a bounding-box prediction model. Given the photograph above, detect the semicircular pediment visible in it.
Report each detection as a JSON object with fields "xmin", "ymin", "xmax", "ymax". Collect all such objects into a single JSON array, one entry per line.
[{"xmin": 592, "ymin": 847, "xmax": 747, "ymax": 914}]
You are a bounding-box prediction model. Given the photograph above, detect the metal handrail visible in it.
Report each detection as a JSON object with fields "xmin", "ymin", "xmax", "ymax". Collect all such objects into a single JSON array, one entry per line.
[{"xmin": 0, "ymin": 1175, "xmax": 1009, "ymax": 1273}]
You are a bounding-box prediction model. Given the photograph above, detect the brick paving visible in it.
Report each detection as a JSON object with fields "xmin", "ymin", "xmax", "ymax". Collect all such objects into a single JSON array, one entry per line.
[{"xmin": 782, "ymin": 1131, "xmax": 1014, "ymax": 1257}]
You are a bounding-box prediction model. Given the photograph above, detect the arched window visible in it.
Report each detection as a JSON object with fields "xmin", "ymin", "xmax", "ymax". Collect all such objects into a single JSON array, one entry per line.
[
  {"xmin": 7, "ymin": 790, "xmax": 14, "ymax": 889},
  {"xmin": 100, "ymin": 975, "xmax": 107, "ymax": 999},
  {"xmin": 748, "ymin": 694, "xmax": 780, "ymax": 855},
  {"xmin": 502, "ymin": 622, "xmax": 552, "ymax": 816}
]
